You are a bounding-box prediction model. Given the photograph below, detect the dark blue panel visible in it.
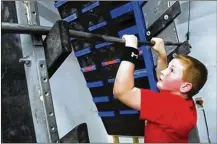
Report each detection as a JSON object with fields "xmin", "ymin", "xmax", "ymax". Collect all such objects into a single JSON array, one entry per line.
[
  {"xmin": 95, "ymin": 42, "xmax": 112, "ymax": 49},
  {"xmin": 98, "ymin": 111, "xmax": 115, "ymax": 117},
  {"xmin": 81, "ymin": 65, "xmax": 96, "ymax": 72},
  {"xmin": 119, "ymin": 110, "xmax": 138, "ymax": 115},
  {"xmin": 118, "ymin": 25, "xmax": 138, "ymax": 37},
  {"xmin": 74, "ymin": 48, "xmax": 91, "ymax": 57},
  {"xmin": 87, "ymin": 81, "xmax": 104, "ymax": 88},
  {"xmin": 134, "ymin": 69, "xmax": 148, "ymax": 78},
  {"xmin": 63, "ymin": 13, "xmax": 78, "ymax": 23},
  {"xmin": 110, "ymin": 2, "xmax": 132, "ymax": 19},
  {"xmin": 88, "ymin": 21, "xmax": 107, "ymax": 31},
  {"xmin": 132, "ymin": 2, "xmax": 158, "ymax": 91},
  {"xmin": 81, "ymin": 2, "xmax": 100, "ymax": 13},
  {"xmin": 54, "ymin": 1, "xmax": 67, "ymax": 8},
  {"xmin": 93, "ymin": 96, "xmax": 110, "ymax": 103}
]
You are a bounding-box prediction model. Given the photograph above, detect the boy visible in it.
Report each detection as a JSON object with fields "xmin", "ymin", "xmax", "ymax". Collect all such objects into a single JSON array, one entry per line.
[{"xmin": 113, "ymin": 35, "xmax": 208, "ymax": 143}]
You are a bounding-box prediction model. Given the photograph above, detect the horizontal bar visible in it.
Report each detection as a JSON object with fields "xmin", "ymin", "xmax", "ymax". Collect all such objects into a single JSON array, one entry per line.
[
  {"xmin": 110, "ymin": 2, "xmax": 132, "ymax": 19},
  {"xmin": 108, "ymin": 68, "xmax": 148, "ymax": 83},
  {"xmin": 88, "ymin": 21, "xmax": 107, "ymax": 31},
  {"xmin": 93, "ymin": 96, "xmax": 110, "ymax": 103},
  {"xmin": 81, "ymin": 2, "xmax": 100, "ymax": 13},
  {"xmin": 87, "ymin": 81, "xmax": 104, "ymax": 88},
  {"xmin": 74, "ymin": 48, "xmax": 91, "ymax": 57},
  {"xmin": 101, "ymin": 59, "xmax": 120, "ymax": 66},
  {"xmin": 54, "ymin": 1, "xmax": 67, "ymax": 8},
  {"xmin": 118, "ymin": 25, "xmax": 138, "ymax": 37},
  {"xmin": 95, "ymin": 42, "xmax": 112, "ymax": 49},
  {"xmin": 119, "ymin": 110, "xmax": 138, "ymax": 115},
  {"xmin": 1, "ymin": 22, "xmax": 183, "ymax": 46},
  {"xmin": 63, "ymin": 13, "xmax": 78, "ymax": 23},
  {"xmin": 81, "ymin": 65, "xmax": 96, "ymax": 72},
  {"xmin": 98, "ymin": 111, "xmax": 115, "ymax": 117}
]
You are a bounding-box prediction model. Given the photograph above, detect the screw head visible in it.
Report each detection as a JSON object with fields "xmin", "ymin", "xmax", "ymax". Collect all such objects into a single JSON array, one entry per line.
[
  {"xmin": 19, "ymin": 56, "xmax": 31, "ymax": 67},
  {"xmin": 164, "ymin": 14, "xmax": 169, "ymax": 20},
  {"xmin": 146, "ymin": 31, "xmax": 151, "ymax": 36},
  {"xmin": 172, "ymin": 53, "xmax": 177, "ymax": 58}
]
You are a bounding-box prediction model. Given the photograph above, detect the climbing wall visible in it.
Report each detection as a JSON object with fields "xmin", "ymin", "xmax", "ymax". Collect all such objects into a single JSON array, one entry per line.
[{"xmin": 54, "ymin": 1, "xmax": 159, "ymax": 136}]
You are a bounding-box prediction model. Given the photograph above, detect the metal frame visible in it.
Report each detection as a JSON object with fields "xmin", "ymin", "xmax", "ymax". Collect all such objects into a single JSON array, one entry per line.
[{"xmin": 15, "ymin": 1, "xmax": 59, "ymax": 142}]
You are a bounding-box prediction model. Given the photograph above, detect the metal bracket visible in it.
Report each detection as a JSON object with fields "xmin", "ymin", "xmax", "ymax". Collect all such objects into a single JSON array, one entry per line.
[
  {"xmin": 146, "ymin": 1, "xmax": 181, "ymax": 41},
  {"xmin": 38, "ymin": 60, "xmax": 59, "ymax": 142},
  {"xmin": 15, "ymin": 1, "xmax": 59, "ymax": 142},
  {"xmin": 167, "ymin": 41, "xmax": 191, "ymax": 62}
]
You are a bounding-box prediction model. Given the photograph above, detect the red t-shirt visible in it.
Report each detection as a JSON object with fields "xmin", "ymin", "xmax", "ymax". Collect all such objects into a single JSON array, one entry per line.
[{"xmin": 140, "ymin": 89, "xmax": 197, "ymax": 143}]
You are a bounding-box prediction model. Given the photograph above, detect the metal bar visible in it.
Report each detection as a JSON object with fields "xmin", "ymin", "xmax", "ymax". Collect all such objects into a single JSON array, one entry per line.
[
  {"xmin": 15, "ymin": 1, "xmax": 59, "ymax": 143},
  {"xmin": 2, "ymin": 22, "xmax": 183, "ymax": 46},
  {"xmin": 146, "ymin": 1, "xmax": 181, "ymax": 41}
]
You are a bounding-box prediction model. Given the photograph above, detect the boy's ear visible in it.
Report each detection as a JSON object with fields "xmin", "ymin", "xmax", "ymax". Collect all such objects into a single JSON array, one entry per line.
[{"xmin": 180, "ymin": 82, "xmax": 193, "ymax": 93}]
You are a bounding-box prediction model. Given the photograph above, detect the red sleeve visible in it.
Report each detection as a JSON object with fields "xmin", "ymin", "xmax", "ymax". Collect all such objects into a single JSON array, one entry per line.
[{"xmin": 139, "ymin": 89, "xmax": 173, "ymax": 125}]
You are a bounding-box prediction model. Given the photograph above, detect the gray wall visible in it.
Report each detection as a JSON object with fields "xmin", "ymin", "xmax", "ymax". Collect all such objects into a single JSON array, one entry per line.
[{"xmin": 172, "ymin": 1, "xmax": 217, "ymax": 143}]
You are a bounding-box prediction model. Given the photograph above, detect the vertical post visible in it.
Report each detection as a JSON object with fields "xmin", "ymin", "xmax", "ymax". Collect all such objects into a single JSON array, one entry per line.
[
  {"xmin": 132, "ymin": 2, "xmax": 158, "ymax": 91},
  {"xmin": 15, "ymin": 1, "xmax": 59, "ymax": 142}
]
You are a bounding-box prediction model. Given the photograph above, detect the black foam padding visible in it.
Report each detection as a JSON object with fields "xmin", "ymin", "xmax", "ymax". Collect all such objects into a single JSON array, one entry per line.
[
  {"xmin": 43, "ymin": 20, "xmax": 71, "ymax": 78},
  {"xmin": 102, "ymin": 116, "xmax": 144, "ymax": 136},
  {"xmin": 60, "ymin": 123, "xmax": 90, "ymax": 143}
]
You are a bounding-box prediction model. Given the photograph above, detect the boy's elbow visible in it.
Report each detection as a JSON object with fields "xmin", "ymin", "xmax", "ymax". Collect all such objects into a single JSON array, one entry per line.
[
  {"xmin": 113, "ymin": 87, "xmax": 123, "ymax": 98},
  {"xmin": 113, "ymin": 84, "xmax": 125, "ymax": 98}
]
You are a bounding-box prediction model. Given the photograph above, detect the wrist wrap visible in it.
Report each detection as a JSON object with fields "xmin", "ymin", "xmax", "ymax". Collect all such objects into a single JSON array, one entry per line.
[{"xmin": 121, "ymin": 47, "xmax": 139, "ymax": 64}]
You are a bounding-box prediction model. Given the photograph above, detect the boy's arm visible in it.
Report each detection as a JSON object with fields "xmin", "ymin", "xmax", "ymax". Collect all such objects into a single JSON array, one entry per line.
[
  {"xmin": 113, "ymin": 35, "xmax": 141, "ymax": 110},
  {"xmin": 151, "ymin": 38, "xmax": 167, "ymax": 80}
]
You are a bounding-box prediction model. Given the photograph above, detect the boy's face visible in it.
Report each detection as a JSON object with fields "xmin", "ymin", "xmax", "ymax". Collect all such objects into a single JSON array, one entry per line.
[{"xmin": 157, "ymin": 59, "xmax": 191, "ymax": 93}]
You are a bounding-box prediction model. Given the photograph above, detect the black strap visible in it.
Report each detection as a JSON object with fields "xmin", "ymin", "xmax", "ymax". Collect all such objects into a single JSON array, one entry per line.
[{"xmin": 121, "ymin": 47, "xmax": 139, "ymax": 64}]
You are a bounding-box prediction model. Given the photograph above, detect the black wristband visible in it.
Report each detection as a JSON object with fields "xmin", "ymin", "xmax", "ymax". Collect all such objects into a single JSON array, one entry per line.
[{"xmin": 121, "ymin": 46, "xmax": 139, "ymax": 64}]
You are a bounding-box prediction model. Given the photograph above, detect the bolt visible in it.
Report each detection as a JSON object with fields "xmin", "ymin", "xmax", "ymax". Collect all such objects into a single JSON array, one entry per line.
[
  {"xmin": 164, "ymin": 14, "xmax": 169, "ymax": 20},
  {"xmin": 146, "ymin": 31, "xmax": 151, "ymax": 36},
  {"xmin": 19, "ymin": 56, "xmax": 31, "ymax": 67},
  {"xmin": 172, "ymin": 53, "xmax": 177, "ymax": 58}
]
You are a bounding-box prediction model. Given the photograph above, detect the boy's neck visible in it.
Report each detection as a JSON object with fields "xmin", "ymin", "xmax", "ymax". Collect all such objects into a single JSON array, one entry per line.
[
  {"xmin": 171, "ymin": 91, "xmax": 189, "ymax": 99},
  {"xmin": 160, "ymin": 90, "xmax": 189, "ymax": 99}
]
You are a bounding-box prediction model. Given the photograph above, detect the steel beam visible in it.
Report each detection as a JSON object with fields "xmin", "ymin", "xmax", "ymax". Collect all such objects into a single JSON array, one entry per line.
[{"xmin": 15, "ymin": 1, "xmax": 59, "ymax": 143}]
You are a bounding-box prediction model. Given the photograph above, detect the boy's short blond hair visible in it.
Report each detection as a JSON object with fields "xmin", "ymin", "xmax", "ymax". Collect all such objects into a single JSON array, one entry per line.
[{"xmin": 174, "ymin": 55, "xmax": 208, "ymax": 98}]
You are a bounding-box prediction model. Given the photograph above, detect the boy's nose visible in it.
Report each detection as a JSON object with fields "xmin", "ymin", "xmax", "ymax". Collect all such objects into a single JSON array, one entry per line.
[{"xmin": 160, "ymin": 69, "xmax": 165, "ymax": 76}]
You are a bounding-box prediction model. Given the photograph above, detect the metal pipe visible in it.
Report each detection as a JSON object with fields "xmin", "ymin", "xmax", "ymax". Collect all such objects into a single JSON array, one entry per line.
[{"xmin": 2, "ymin": 22, "xmax": 183, "ymax": 46}]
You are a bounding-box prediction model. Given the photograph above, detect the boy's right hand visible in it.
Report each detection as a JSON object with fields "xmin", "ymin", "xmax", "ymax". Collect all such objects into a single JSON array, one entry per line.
[{"xmin": 151, "ymin": 38, "xmax": 166, "ymax": 56}]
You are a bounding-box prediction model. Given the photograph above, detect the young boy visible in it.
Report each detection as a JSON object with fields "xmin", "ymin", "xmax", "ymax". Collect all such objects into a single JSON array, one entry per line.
[{"xmin": 113, "ymin": 35, "xmax": 208, "ymax": 143}]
